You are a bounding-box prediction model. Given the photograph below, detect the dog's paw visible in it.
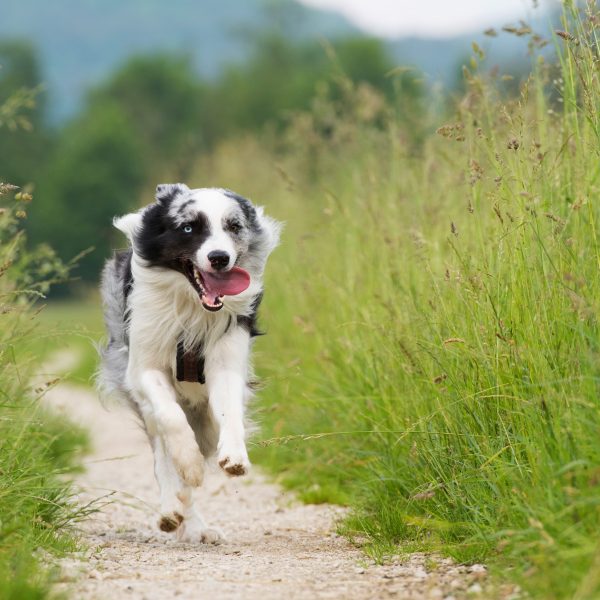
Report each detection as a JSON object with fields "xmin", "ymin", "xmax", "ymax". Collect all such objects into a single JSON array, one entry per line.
[
  {"xmin": 158, "ymin": 511, "xmax": 184, "ymax": 533},
  {"xmin": 177, "ymin": 522, "xmax": 224, "ymax": 545},
  {"xmin": 217, "ymin": 442, "xmax": 250, "ymax": 477},
  {"xmin": 218, "ymin": 456, "xmax": 250, "ymax": 476},
  {"xmin": 169, "ymin": 440, "xmax": 205, "ymax": 487}
]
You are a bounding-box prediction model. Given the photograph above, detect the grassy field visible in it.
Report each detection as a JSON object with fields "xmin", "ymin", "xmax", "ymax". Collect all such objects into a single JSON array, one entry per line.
[
  {"xmin": 33, "ymin": 297, "xmax": 104, "ymax": 385},
  {"xmin": 19, "ymin": 6, "xmax": 600, "ymax": 599}
]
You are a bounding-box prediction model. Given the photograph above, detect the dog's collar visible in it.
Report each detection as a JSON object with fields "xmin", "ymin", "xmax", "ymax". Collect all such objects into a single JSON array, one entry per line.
[{"xmin": 176, "ymin": 340, "xmax": 205, "ymax": 384}]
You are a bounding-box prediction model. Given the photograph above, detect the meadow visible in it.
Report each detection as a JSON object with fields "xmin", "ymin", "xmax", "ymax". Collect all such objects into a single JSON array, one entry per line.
[{"xmin": 4, "ymin": 3, "xmax": 599, "ymax": 599}]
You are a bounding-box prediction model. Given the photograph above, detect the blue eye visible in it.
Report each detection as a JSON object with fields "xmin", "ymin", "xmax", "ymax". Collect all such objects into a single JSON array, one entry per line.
[{"xmin": 183, "ymin": 225, "xmax": 192, "ymax": 233}]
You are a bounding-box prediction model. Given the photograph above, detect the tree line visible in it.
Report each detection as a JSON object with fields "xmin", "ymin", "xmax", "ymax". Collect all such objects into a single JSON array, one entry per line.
[{"xmin": 0, "ymin": 33, "xmax": 422, "ymax": 288}]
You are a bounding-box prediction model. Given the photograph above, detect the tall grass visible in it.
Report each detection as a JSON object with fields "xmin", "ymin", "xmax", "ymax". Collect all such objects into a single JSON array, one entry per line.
[
  {"xmin": 192, "ymin": 4, "xmax": 600, "ymax": 598},
  {"xmin": 0, "ymin": 187, "xmax": 87, "ymax": 597}
]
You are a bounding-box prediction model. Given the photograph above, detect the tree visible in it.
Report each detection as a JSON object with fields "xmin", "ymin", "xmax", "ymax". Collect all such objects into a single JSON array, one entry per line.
[
  {"xmin": 0, "ymin": 41, "xmax": 49, "ymax": 187},
  {"xmin": 30, "ymin": 102, "xmax": 144, "ymax": 282},
  {"xmin": 88, "ymin": 54, "xmax": 208, "ymax": 177},
  {"xmin": 210, "ymin": 33, "xmax": 418, "ymax": 136}
]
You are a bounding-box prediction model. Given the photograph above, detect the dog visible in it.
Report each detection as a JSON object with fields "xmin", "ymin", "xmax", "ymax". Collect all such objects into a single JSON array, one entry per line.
[{"xmin": 98, "ymin": 184, "xmax": 281, "ymax": 543}]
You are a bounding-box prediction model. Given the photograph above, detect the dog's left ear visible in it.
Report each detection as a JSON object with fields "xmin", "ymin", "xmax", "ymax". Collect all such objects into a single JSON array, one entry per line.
[{"xmin": 155, "ymin": 183, "xmax": 189, "ymax": 204}]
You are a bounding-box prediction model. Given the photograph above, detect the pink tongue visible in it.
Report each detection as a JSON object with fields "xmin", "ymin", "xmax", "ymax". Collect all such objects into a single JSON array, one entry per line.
[{"xmin": 202, "ymin": 267, "xmax": 251, "ymax": 296}]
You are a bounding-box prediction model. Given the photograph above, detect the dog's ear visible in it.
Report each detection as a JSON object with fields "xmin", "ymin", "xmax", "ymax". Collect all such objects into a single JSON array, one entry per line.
[
  {"xmin": 224, "ymin": 190, "xmax": 259, "ymax": 226},
  {"xmin": 224, "ymin": 189, "xmax": 282, "ymax": 254},
  {"xmin": 113, "ymin": 212, "xmax": 142, "ymax": 243},
  {"xmin": 155, "ymin": 183, "xmax": 189, "ymax": 204},
  {"xmin": 255, "ymin": 205, "xmax": 283, "ymax": 253}
]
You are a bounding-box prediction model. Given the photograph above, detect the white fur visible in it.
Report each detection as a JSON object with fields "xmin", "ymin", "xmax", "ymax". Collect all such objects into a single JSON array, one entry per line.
[{"xmin": 113, "ymin": 211, "xmax": 142, "ymax": 242}]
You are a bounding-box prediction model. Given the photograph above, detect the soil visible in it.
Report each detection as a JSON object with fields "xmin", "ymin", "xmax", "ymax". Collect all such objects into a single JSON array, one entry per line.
[{"xmin": 45, "ymin": 384, "xmax": 492, "ymax": 600}]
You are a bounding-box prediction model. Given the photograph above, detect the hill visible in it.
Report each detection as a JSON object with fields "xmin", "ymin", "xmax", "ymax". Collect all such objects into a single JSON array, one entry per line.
[
  {"xmin": 0, "ymin": 0, "xmax": 555, "ymax": 122},
  {"xmin": 0, "ymin": 0, "xmax": 357, "ymax": 121}
]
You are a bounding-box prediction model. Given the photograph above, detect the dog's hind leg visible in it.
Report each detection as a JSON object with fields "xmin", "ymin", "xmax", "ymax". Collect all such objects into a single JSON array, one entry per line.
[
  {"xmin": 175, "ymin": 487, "xmax": 224, "ymax": 545},
  {"xmin": 152, "ymin": 436, "xmax": 223, "ymax": 544},
  {"xmin": 151, "ymin": 435, "xmax": 186, "ymax": 533}
]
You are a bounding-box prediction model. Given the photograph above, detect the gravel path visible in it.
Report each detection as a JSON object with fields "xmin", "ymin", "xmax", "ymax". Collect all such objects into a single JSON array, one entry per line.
[{"xmin": 45, "ymin": 385, "xmax": 490, "ymax": 600}]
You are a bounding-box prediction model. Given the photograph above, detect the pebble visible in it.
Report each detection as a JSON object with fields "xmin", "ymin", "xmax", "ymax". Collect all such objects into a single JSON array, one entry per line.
[
  {"xmin": 468, "ymin": 564, "xmax": 487, "ymax": 574},
  {"xmin": 87, "ymin": 569, "xmax": 102, "ymax": 580}
]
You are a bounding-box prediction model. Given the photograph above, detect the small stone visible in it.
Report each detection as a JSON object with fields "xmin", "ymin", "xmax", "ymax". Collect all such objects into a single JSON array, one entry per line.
[
  {"xmin": 468, "ymin": 564, "xmax": 487, "ymax": 574},
  {"xmin": 469, "ymin": 564, "xmax": 488, "ymax": 580},
  {"xmin": 468, "ymin": 583, "xmax": 483, "ymax": 594}
]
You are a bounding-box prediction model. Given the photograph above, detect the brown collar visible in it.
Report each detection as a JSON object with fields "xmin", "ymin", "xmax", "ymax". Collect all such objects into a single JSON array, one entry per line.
[{"xmin": 176, "ymin": 340, "xmax": 205, "ymax": 384}]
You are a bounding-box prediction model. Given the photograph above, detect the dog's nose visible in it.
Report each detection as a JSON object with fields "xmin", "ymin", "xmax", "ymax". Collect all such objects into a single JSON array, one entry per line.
[{"xmin": 207, "ymin": 250, "xmax": 230, "ymax": 271}]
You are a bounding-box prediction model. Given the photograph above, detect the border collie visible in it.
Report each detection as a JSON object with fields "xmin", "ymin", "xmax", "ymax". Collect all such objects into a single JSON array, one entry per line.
[{"xmin": 98, "ymin": 184, "xmax": 281, "ymax": 543}]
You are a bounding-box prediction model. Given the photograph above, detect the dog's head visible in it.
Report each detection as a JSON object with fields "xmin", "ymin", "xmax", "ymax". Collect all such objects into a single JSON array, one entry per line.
[{"xmin": 115, "ymin": 184, "xmax": 280, "ymax": 312}]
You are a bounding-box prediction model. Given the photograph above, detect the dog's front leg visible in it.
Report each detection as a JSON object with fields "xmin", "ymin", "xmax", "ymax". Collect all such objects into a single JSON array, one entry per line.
[
  {"xmin": 151, "ymin": 434, "xmax": 223, "ymax": 544},
  {"xmin": 129, "ymin": 368, "xmax": 204, "ymax": 487},
  {"xmin": 205, "ymin": 327, "xmax": 251, "ymax": 476}
]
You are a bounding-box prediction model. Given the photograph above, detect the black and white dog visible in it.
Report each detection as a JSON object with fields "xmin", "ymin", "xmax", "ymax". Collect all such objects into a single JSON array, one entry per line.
[{"xmin": 98, "ymin": 184, "xmax": 280, "ymax": 543}]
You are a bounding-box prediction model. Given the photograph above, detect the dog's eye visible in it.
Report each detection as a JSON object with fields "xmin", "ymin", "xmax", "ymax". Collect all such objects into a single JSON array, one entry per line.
[
  {"xmin": 182, "ymin": 224, "xmax": 193, "ymax": 234},
  {"xmin": 226, "ymin": 220, "xmax": 242, "ymax": 234}
]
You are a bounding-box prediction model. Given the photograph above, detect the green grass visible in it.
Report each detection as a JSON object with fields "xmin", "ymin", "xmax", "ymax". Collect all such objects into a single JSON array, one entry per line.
[
  {"xmin": 31, "ymin": 297, "xmax": 104, "ymax": 384},
  {"xmin": 0, "ymin": 384, "xmax": 88, "ymax": 599},
  {"xmin": 0, "ymin": 193, "xmax": 89, "ymax": 597},
  {"xmin": 190, "ymin": 7, "xmax": 600, "ymax": 599}
]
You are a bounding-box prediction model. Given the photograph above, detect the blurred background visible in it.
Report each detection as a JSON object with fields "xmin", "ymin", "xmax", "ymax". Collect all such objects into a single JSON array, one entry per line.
[
  {"xmin": 0, "ymin": 0, "xmax": 558, "ymax": 291},
  {"xmin": 4, "ymin": 3, "xmax": 600, "ymax": 598}
]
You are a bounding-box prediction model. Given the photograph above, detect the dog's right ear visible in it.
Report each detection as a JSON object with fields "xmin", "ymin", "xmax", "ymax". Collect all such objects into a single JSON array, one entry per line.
[
  {"xmin": 113, "ymin": 212, "xmax": 142, "ymax": 243},
  {"xmin": 155, "ymin": 183, "xmax": 189, "ymax": 204}
]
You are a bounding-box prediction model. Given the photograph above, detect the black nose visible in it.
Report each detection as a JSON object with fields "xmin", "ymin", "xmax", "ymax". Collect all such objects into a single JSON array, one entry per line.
[{"xmin": 207, "ymin": 250, "xmax": 230, "ymax": 271}]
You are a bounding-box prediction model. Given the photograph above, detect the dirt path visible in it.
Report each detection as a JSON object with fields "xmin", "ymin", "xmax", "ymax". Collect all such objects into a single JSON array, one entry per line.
[{"xmin": 46, "ymin": 385, "xmax": 488, "ymax": 600}]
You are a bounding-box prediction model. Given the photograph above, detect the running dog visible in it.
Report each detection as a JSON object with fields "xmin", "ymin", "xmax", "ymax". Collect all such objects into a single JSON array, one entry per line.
[{"xmin": 98, "ymin": 184, "xmax": 281, "ymax": 543}]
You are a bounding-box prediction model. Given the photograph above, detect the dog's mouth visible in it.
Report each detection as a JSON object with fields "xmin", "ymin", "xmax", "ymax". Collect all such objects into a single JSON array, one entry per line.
[{"xmin": 183, "ymin": 261, "xmax": 251, "ymax": 312}]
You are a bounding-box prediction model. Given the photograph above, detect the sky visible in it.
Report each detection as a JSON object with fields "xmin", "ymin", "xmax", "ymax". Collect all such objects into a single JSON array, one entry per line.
[{"xmin": 298, "ymin": 0, "xmax": 553, "ymax": 38}]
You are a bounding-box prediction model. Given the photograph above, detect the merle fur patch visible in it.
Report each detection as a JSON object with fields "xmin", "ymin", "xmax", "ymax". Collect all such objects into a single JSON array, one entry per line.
[
  {"xmin": 156, "ymin": 182, "xmax": 189, "ymax": 204},
  {"xmin": 237, "ymin": 292, "xmax": 264, "ymax": 338},
  {"xmin": 136, "ymin": 201, "xmax": 211, "ymax": 272},
  {"xmin": 224, "ymin": 190, "xmax": 261, "ymax": 232}
]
